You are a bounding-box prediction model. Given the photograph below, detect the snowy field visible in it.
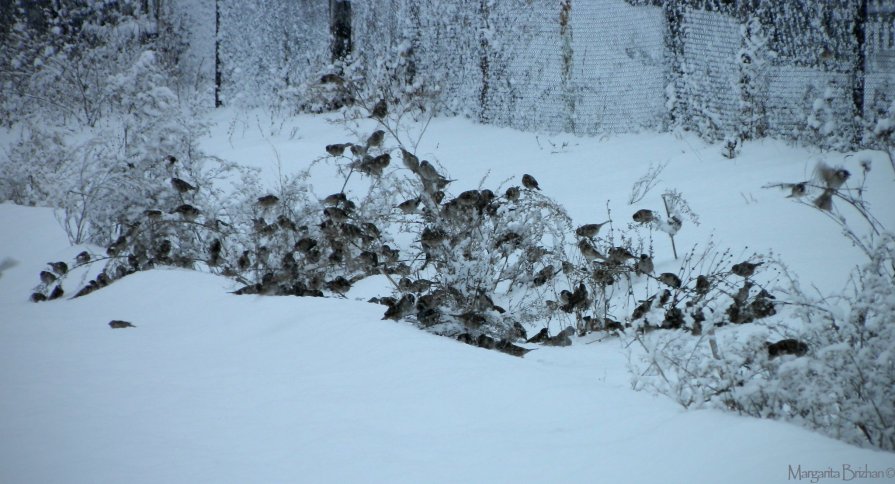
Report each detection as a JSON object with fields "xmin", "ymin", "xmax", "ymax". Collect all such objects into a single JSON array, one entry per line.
[{"xmin": 1, "ymin": 111, "xmax": 894, "ymax": 483}]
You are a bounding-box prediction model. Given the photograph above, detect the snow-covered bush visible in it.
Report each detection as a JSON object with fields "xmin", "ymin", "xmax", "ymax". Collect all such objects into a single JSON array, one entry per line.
[{"xmin": 632, "ymin": 161, "xmax": 895, "ymax": 451}]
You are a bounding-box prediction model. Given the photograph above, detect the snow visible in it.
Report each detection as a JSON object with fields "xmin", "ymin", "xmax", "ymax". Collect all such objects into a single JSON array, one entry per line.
[{"xmin": 2, "ymin": 111, "xmax": 895, "ymax": 483}]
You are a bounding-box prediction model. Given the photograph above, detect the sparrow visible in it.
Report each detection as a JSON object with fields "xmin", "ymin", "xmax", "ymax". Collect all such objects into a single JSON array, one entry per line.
[
  {"xmin": 532, "ymin": 265, "xmax": 555, "ymax": 286},
  {"xmin": 366, "ymin": 130, "xmax": 385, "ymax": 148},
  {"xmin": 815, "ymin": 162, "xmax": 850, "ymax": 189},
  {"xmin": 360, "ymin": 153, "xmax": 390, "ymax": 176},
  {"xmin": 382, "ymin": 293, "xmax": 415, "ymax": 320},
  {"xmin": 257, "ymin": 194, "xmax": 280, "ymax": 207},
  {"xmin": 325, "ymin": 143, "xmax": 349, "ymax": 156},
  {"xmin": 396, "ymin": 197, "xmax": 420, "ymax": 214},
  {"xmin": 48, "ymin": 261, "xmax": 69, "ymax": 275},
  {"xmin": 170, "ymin": 177, "xmax": 196, "ymax": 193},
  {"xmin": 322, "ymin": 192, "xmax": 348, "ymax": 206},
  {"xmin": 276, "ymin": 215, "xmax": 297, "ymax": 231},
  {"xmin": 420, "ymin": 227, "xmax": 448, "ymax": 249},
  {"xmin": 410, "ymin": 278, "xmax": 433, "ymax": 293},
  {"xmin": 325, "ymin": 276, "xmax": 352, "ymax": 296},
  {"xmin": 48, "ymin": 285, "xmax": 64, "ymax": 300},
  {"xmin": 370, "ymin": 99, "xmax": 388, "ymax": 119},
  {"xmin": 695, "ymin": 275, "xmax": 711, "ymax": 294},
  {"xmin": 766, "ymin": 339, "xmax": 808, "ymax": 359},
  {"xmin": 30, "ymin": 292, "xmax": 47, "ymax": 302},
  {"xmin": 575, "ymin": 221, "xmax": 609, "ymax": 238},
  {"xmin": 632, "ymin": 209, "xmax": 656, "ymax": 224},
  {"xmin": 75, "ymin": 251, "xmax": 91, "ymax": 265},
  {"xmin": 813, "ymin": 188, "xmax": 834, "ymax": 211},
  {"xmin": 635, "ymin": 254, "xmax": 654, "ymax": 275},
  {"xmin": 109, "ymin": 320, "xmax": 136, "ymax": 329},
  {"xmin": 785, "ymin": 182, "xmax": 807, "ymax": 198},
  {"xmin": 527, "ymin": 327, "xmax": 549, "ymax": 343},
  {"xmin": 456, "ymin": 190, "xmax": 482, "ymax": 206},
  {"xmin": 521, "ymin": 174, "xmax": 540, "ymax": 190},
  {"xmin": 657, "ymin": 272, "xmax": 682, "ymax": 288},
  {"xmin": 417, "ymin": 160, "xmax": 442, "ymax": 181},
  {"xmin": 40, "ymin": 270, "xmax": 57, "ymax": 285},
  {"xmin": 171, "ymin": 204, "xmax": 200, "ymax": 220},
  {"xmin": 144, "ymin": 209, "xmax": 163, "ymax": 220},
  {"xmin": 578, "ymin": 239, "xmax": 605, "ymax": 261},
  {"xmin": 323, "ymin": 206, "xmax": 350, "ymax": 222},
  {"xmin": 607, "ymin": 246, "xmax": 636, "ymax": 264},
  {"xmin": 400, "ymin": 148, "xmax": 420, "ymax": 173},
  {"xmin": 504, "ymin": 186, "xmax": 521, "ymax": 202},
  {"xmin": 237, "ymin": 250, "xmax": 251, "ymax": 270},
  {"xmin": 731, "ymin": 261, "xmax": 762, "ymax": 278},
  {"xmin": 319, "ymin": 73, "xmax": 344, "ymax": 84},
  {"xmin": 453, "ymin": 311, "xmax": 487, "ymax": 328}
]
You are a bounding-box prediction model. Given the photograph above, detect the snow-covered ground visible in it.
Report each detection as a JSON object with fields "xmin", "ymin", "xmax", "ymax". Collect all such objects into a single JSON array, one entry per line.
[{"xmin": 2, "ymin": 111, "xmax": 894, "ymax": 483}]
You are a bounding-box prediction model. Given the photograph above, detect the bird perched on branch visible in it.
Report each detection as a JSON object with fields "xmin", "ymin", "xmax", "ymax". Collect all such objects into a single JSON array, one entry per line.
[
  {"xmin": 326, "ymin": 143, "xmax": 349, "ymax": 156},
  {"xmin": 635, "ymin": 254, "xmax": 654, "ymax": 275},
  {"xmin": 382, "ymin": 294, "xmax": 415, "ymax": 321},
  {"xmin": 578, "ymin": 240, "xmax": 605, "ymax": 262},
  {"xmin": 504, "ymin": 186, "xmax": 520, "ymax": 202},
  {"xmin": 400, "ymin": 148, "xmax": 420, "ymax": 173},
  {"xmin": 575, "ymin": 221, "xmax": 609, "ymax": 238},
  {"xmin": 366, "ymin": 130, "xmax": 385, "ymax": 148},
  {"xmin": 632, "ymin": 209, "xmax": 656, "ymax": 224},
  {"xmin": 731, "ymin": 261, "xmax": 762, "ymax": 278},
  {"xmin": 813, "ymin": 188, "xmax": 834, "ymax": 211},
  {"xmin": 815, "ymin": 162, "xmax": 850, "ymax": 189},
  {"xmin": 396, "ymin": 197, "xmax": 420, "ymax": 214},
  {"xmin": 257, "ymin": 195, "xmax": 279, "ymax": 208},
  {"xmin": 370, "ymin": 99, "xmax": 388, "ymax": 119},
  {"xmin": 521, "ymin": 174, "xmax": 540, "ymax": 190},
  {"xmin": 170, "ymin": 177, "xmax": 196, "ymax": 193},
  {"xmin": 657, "ymin": 272, "xmax": 682, "ymax": 288},
  {"xmin": 48, "ymin": 261, "xmax": 68, "ymax": 275}
]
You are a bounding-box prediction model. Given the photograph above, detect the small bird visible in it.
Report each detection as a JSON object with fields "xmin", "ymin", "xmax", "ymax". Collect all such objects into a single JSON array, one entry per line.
[
  {"xmin": 695, "ymin": 275, "xmax": 711, "ymax": 294},
  {"xmin": 527, "ymin": 327, "xmax": 550, "ymax": 343},
  {"xmin": 323, "ymin": 206, "xmax": 350, "ymax": 222},
  {"xmin": 396, "ymin": 197, "xmax": 420, "ymax": 214},
  {"xmin": 456, "ymin": 190, "xmax": 482, "ymax": 206},
  {"xmin": 521, "ymin": 174, "xmax": 540, "ymax": 190},
  {"xmin": 504, "ymin": 186, "xmax": 521, "ymax": 202},
  {"xmin": 40, "ymin": 270, "xmax": 57, "ymax": 285},
  {"xmin": 420, "ymin": 227, "xmax": 448, "ymax": 249},
  {"xmin": 635, "ymin": 254, "xmax": 654, "ymax": 275},
  {"xmin": 170, "ymin": 177, "xmax": 196, "ymax": 193},
  {"xmin": 382, "ymin": 294, "xmax": 415, "ymax": 320},
  {"xmin": 360, "ymin": 153, "xmax": 390, "ymax": 176},
  {"xmin": 325, "ymin": 143, "xmax": 349, "ymax": 156},
  {"xmin": 75, "ymin": 251, "xmax": 91, "ymax": 265},
  {"xmin": 785, "ymin": 182, "xmax": 807, "ymax": 198},
  {"xmin": 237, "ymin": 250, "xmax": 251, "ymax": 270},
  {"xmin": 48, "ymin": 285, "xmax": 64, "ymax": 300},
  {"xmin": 257, "ymin": 194, "xmax": 280, "ymax": 207},
  {"xmin": 417, "ymin": 160, "xmax": 442, "ymax": 181},
  {"xmin": 400, "ymin": 148, "xmax": 420, "ymax": 173},
  {"xmin": 322, "ymin": 192, "xmax": 348, "ymax": 206},
  {"xmin": 731, "ymin": 261, "xmax": 763, "ymax": 278},
  {"xmin": 370, "ymin": 99, "xmax": 388, "ymax": 119},
  {"xmin": 532, "ymin": 265, "xmax": 555, "ymax": 286},
  {"xmin": 144, "ymin": 209, "xmax": 163, "ymax": 220},
  {"xmin": 366, "ymin": 130, "xmax": 385, "ymax": 148},
  {"xmin": 320, "ymin": 73, "xmax": 344, "ymax": 84},
  {"xmin": 815, "ymin": 162, "xmax": 850, "ymax": 189},
  {"xmin": 607, "ymin": 246, "xmax": 636, "ymax": 264},
  {"xmin": 813, "ymin": 188, "xmax": 834, "ymax": 211},
  {"xmin": 453, "ymin": 311, "xmax": 487, "ymax": 329},
  {"xmin": 109, "ymin": 320, "xmax": 136, "ymax": 329},
  {"xmin": 48, "ymin": 261, "xmax": 69, "ymax": 275},
  {"xmin": 632, "ymin": 209, "xmax": 656, "ymax": 224},
  {"xmin": 30, "ymin": 292, "xmax": 47, "ymax": 302},
  {"xmin": 657, "ymin": 272, "xmax": 682, "ymax": 288},
  {"xmin": 578, "ymin": 240, "xmax": 605, "ymax": 261},
  {"xmin": 766, "ymin": 339, "xmax": 809, "ymax": 358},
  {"xmin": 575, "ymin": 221, "xmax": 609, "ymax": 238},
  {"xmin": 325, "ymin": 276, "xmax": 352, "ymax": 296},
  {"xmin": 171, "ymin": 204, "xmax": 200, "ymax": 220}
]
